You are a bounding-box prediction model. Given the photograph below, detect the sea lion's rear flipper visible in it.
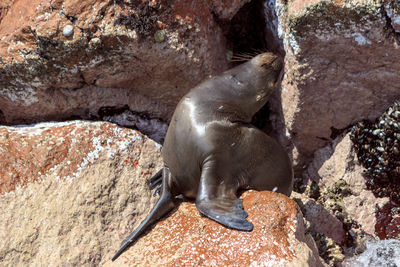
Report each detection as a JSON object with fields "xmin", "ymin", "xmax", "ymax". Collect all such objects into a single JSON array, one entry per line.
[
  {"xmin": 195, "ymin": 162, "xmax": 253, "ymax": 231},
  {"xmin": 111, "ymin": 167, "xmax": 176, "ymax": 261},
  {"xmin": 148, "ymin": 169, "xmax": 163, "ymax": 196},
  {"xmin": 148, "ymin": 169, "xmax": 162, "ymax": 190}
]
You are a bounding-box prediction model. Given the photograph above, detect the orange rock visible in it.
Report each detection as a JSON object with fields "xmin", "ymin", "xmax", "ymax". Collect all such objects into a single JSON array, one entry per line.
[
  {"xmin": 107, "ymin": 191, "xmax": 325, "ymax": 266},
  {"xmin": 0, "ymin": 122, "xmax": 324, "ymax": 266},
  {"xmin": 0, "ymin": 0, "xmax": 242, "ymax": 126}
]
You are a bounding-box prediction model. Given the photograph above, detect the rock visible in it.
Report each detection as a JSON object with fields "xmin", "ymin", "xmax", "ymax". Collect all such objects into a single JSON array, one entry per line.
[
  {"xmin": 209, "ymin": 0, "xmax": 251, "ymax": 20},
  {"xmin": 62, "ymin": 24, "xmax": 74, "ymax": 37},
  {"xmin": 292, "ymin": 192, "xmax": 346, "ymax": 245},
  {"xmin": 101, "ymin": 108, "xmax": 168, "ymax": 144},
  {"xmin": 343, "ymin": 190, "xmax": 388, "ymax": 237},
  {"xmin": 306, "ymin": 134, "xmax": 390, "ymax": 237},
  {"xmin": 303, "ymin": 136, "xmax": 349, "ymax": 188},
  {"xmin": 343, "ymin": 239, "xmax": 400, "ymax": 267},
  {"xmin": 0, "ymin": 121, "xmax": 162, "ymax": 266},
  {"xmin": 374, "ymin": 201, "xmax": 400, "ymax": 240},
  {"xmin": 0, "ymin": 0, "xmax": 232, "ymax": 125},
  {"xmin": 105, "ymin": 190, "xmax": 326, "ymax": 267},
  {"xmin": 384, "ymin": 2, "xmax": 400, "ymax": 33},
  {"xmin": 0, "ymin": 121, "xmax": 326, "ymax": 266},
  {"xmin": 268, "ymin": 0, "xmax": 400, "ymax": 167},
  {"xmin": 0, "ymin": 0, "xmax": 13, "ymax": 23},
  {"xmin": 301, "ymin": 133, "xmax": 397, "ymax": 263}
]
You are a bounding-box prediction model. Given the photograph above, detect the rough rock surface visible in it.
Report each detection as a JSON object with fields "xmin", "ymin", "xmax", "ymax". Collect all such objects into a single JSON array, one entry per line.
[
  {"xmin": 292, "ymin": 192, "xmax": 346, "ymax": 246},
  {"xmin": 106, "ymin": 191, "xmax": 325, "ymax": 267},
  {"xmin": 209, "ymin": 0, "xmax": 251, "ymax": 20},
  {"xmin": 343, "ymin": 239, "xmax": 400, "ymax": 266},
  {"xmin": 305, "ymin": 133, "xmax": 389, "ymax": 237},
  {"xmin": 0, "ymin": 121, "xmax": 163, "ymax": 266},
  {"xmin": 0, "ymin": 0, "xmax": 235, "ymax": 125},
  {"xmin": 303, "ymin": 133, "xmax": 392, "ymax": 265},
  {"xmin": 0, "ymin": 120, "xmax": 326, "ymax": 266},
  {"xmin": 269, "ymin": 0, "xmax": 400, "ymax": 168}
]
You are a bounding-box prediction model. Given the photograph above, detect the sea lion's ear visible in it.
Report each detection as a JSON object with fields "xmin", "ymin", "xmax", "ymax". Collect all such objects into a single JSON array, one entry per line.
[{"xmin": 269, "ymin": 80, "xmax": 277, "ymax": 89}]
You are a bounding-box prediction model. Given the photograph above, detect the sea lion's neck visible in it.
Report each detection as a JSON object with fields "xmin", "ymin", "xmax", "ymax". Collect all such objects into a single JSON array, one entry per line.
[{"xmin": 193, "ymin": 83, "xmax": 268, "ymax": 122}]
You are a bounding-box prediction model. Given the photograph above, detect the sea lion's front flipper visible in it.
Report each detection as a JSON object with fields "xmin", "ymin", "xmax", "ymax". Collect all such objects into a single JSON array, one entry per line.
[
  {"xmin": 196, "ymin": 198, "xmax": 253, "ymax": 231},
  {"xmin": 195, "ymin": 162, "xmax": 253, "ymax": 231},
  {"xmin": 112, "ymin": 167, "xmax": 176, "ymax": 261}
]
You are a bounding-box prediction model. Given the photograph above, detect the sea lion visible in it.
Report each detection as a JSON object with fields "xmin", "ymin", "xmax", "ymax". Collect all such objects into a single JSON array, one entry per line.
[{"xmin": 112, "ymin": 52, "xmax": 293, "ymax": 261}]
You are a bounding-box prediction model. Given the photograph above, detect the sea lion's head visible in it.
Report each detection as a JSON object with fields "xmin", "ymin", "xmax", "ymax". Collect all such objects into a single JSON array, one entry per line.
[
  {"xmin": 225, "ymin": 52, "xmax": 284, "ymax": 118},
  {"xmin": 251, "ymin": 52, "xmax": 283, "ymax": 96}
]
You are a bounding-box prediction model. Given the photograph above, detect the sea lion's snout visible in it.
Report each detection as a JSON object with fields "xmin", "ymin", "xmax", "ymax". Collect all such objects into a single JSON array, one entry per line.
[
  {"xmin": 271, "ymin": 56, "xmax": 283, "ymax": 72},
  {"xmin": 255, "ymin": 53, "xmax": 284, "ymax": 86},
  {"xmin": 258, "ymin": 53, "xmax": 283, "ymax": 72}
]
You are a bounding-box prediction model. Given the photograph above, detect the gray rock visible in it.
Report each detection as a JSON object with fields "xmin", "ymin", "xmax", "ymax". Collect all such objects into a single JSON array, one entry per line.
[{"xmin": 62, "ymin": 24, "xmax": 74, "ymax": 37}]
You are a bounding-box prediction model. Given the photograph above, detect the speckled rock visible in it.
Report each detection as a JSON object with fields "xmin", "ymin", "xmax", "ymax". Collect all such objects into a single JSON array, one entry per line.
[
  {"xmin": 292, "ymin": 192, "xmax": 346, "ymax": 245},
  {"xmin": 300, "ymin": 133, "xmax": 397, "ymax": 264},
  {"xmin": 0, "ymin": 121, "xmax": 162, "ymax": 266},
  {"xmin": 209, "ymin": 0, "xmax": 251, "ymax": 20},
  {"xmin": 0, "ymin": 1, "xmax": 14, "ymax": 23},
  {"xmin": 106, "ymin": 191, "xmax": 326, "ymax": 267},
  {"xmin": 0, "ymin": 0, "xmax": 234, "ymax": 126},
  {"xmin": 384, "ymin": 1, "xmax": 400, "ymax": 33},
  {"xmin": 303, "ymin": 135, "xmax": 350, "ymax": 188},
  {"xmin": 267, "ymin": 0, "xmax": 400, "ymax": 168},
  {"xmin": 0, "ymin": 121, "xmax": 326, "ymax": 266},
  {"xmin": 305, "ymin": 133, "xmax": 390, "ymax": 237}
]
